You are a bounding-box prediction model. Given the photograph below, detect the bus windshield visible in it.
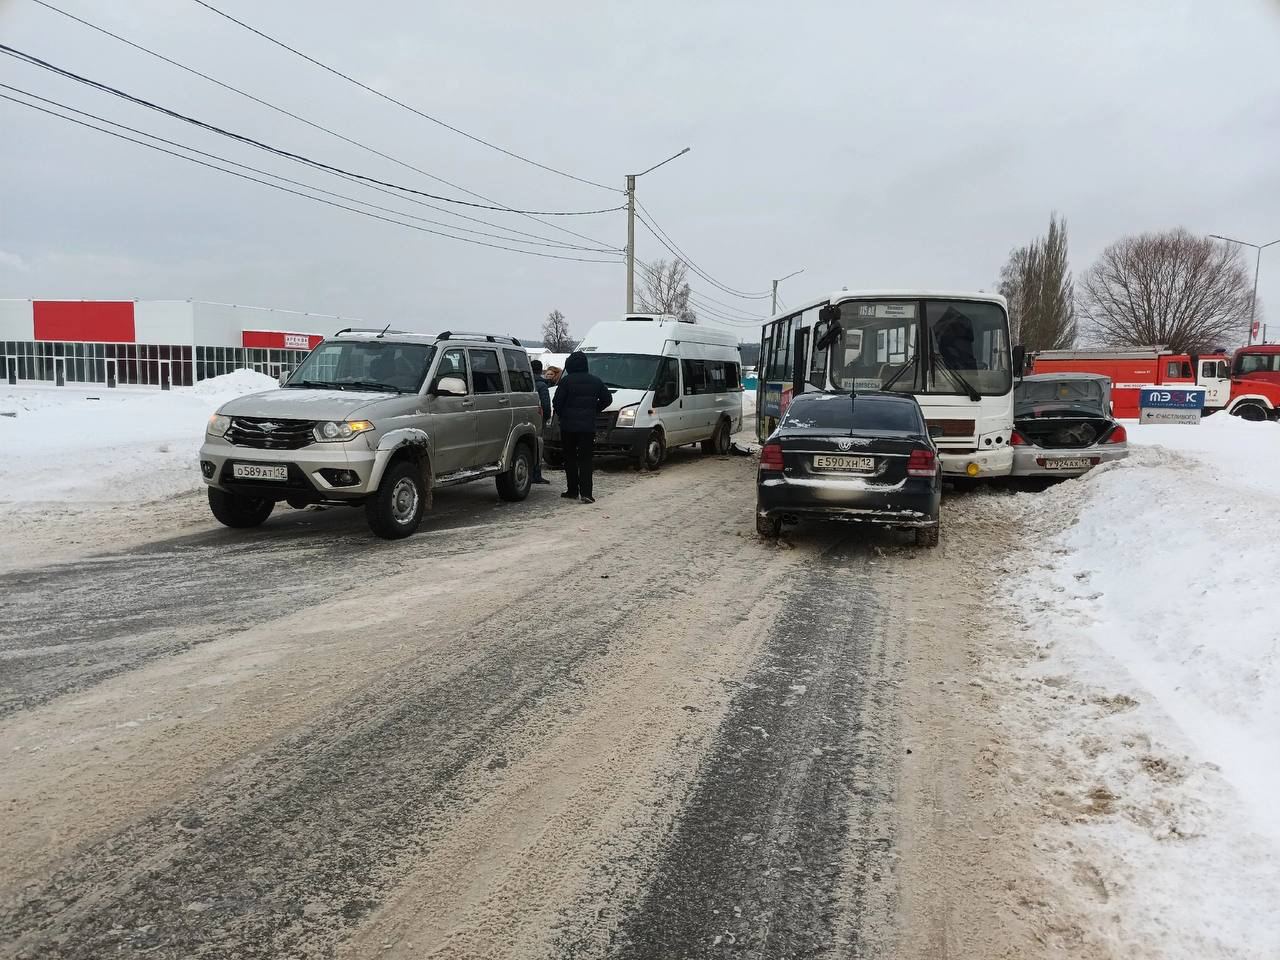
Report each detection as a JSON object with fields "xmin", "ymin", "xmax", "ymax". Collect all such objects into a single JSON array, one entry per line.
[
  {"xmin": 581, "ymin": 353, "xmax": 663, "ymax": 390},
  {"xmin": 825, "ymin": 299, "xmax": 1012, "ymax": 397}
]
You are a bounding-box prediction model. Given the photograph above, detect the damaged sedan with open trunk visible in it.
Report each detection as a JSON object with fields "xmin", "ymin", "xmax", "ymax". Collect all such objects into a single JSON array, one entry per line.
[{"xmin": 1010, "ymin": 372, "xmax": 1128, "ymax": 477}]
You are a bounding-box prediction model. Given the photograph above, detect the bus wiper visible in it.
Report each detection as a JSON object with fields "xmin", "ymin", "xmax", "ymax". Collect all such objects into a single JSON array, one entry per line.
[
  {"xmin": 929, "ymin": 345, "xmax": 981, "ymax": 401},
  {"xmin": 881, "ymin": 353, "xmax": 918, "ymax": 391}
]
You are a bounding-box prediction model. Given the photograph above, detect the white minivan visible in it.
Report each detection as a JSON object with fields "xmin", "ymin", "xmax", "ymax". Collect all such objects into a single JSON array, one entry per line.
[{"xmin": 545, "ymin": 314, "xmax": 744, "ymax": 469}]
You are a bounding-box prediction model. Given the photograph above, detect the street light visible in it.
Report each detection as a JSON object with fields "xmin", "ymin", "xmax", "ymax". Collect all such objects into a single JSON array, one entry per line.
[
  {"xmin": 626, "ymin": 147, "xmax": 691, "ymax": 313},
  {"xmin": 1210, "ymin": 234, "xmax": 1280, "ymax": 344},
  {"xmin": 771, "ymin": 268, "xmax": 805, "ymax": 315}
]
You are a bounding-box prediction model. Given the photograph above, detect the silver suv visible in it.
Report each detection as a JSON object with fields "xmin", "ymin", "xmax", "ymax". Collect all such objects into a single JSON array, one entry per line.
[{"xmin": 199, "ymin": 330, "xmax": 541, "ymax": 539}]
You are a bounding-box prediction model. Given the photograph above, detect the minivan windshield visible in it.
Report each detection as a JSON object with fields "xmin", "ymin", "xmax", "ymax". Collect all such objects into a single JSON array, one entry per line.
[
  {"xmin": 286, "ymin": 341, "xmax": 436, "ymax": 394},
  {"xmin": 580, "ymin": 353, "xmax": 662, "ymax": 390}
]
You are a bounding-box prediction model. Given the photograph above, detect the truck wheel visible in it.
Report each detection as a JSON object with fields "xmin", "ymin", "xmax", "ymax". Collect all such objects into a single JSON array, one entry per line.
[
  {"xmin": 1232, "ymin": 402, "xmax": 1268, "ymax": 422},
  {"xmin": 642, "ymin": 429, "xmax": 666, "ymax": 470},
  {"xmin": 366, "ymin": 460, "xmax": 426, "ymax": 539},
  {"xmin": 496, "ymin": 441, "xmax": 533, "ymax": 502},
  {"xmin": 702, "ymin": 418, "xmax": 731, "ymax": 455},
  {"xmin": 208, "ymin": 487, "xmax": 274, "ymax": 528},
  {"xmin": 915, "ymin": 523, "xmax": 940, "ymax": 548}
]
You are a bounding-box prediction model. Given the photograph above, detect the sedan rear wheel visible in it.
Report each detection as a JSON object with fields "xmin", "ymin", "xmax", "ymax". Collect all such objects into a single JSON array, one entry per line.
[{"xmin": 757, "ymin": 513, "xmax": 782, "ymax": 539}]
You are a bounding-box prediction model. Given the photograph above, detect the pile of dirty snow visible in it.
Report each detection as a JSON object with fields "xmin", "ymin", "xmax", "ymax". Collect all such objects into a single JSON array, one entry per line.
[
  {"xmin": 991, "ymin": 414, "xmax": 1280, "ymax": 956},
  {"xmin": 0, "ymin": 370, "xmax": 277, "ymax": 504}
]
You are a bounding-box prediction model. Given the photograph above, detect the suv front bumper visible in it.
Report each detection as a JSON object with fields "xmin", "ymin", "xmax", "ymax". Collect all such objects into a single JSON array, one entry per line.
[{"xmin": 199, "ymin": 435, "xmax": 383, "ymax": 501}]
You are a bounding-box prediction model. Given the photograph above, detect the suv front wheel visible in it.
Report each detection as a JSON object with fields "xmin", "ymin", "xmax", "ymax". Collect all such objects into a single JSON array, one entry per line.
[
  {"xmin": 208, "ymin": 487, "xmax": 274, "ymax": 529},
  {"xmin": 366, "ymin": 460, "xmax": 427, "ymax": 539},
  {"xmin": 496, "ymin": 440, "xmax": 534, "ymax": 502}
]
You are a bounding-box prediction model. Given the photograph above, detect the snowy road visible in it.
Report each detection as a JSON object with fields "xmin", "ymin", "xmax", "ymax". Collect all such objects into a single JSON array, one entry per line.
[{"xmin": 1, "ymin": 451, "xmax": 1027, "ymax": 959}]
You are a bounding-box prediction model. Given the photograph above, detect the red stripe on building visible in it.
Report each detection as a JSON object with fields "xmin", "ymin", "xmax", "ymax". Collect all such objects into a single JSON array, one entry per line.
[
  {"xmin": 242, "ymin": 330, "xmax": 325, "ymax": 350},
  {"xmin": 33, "ymin": 301, "xmax": 136, "ymax": 342}
]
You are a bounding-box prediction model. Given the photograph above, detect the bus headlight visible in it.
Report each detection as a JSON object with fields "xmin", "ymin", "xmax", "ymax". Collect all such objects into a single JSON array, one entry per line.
[{"xmin": 616, "ymin": 404, "xmax": 639, "ymax": 427}]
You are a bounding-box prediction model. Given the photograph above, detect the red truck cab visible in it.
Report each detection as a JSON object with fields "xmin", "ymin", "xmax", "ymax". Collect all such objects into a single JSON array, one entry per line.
[{"xmin": 1228, "ymin": 345, "xmax": 1280, "ymax": 421}]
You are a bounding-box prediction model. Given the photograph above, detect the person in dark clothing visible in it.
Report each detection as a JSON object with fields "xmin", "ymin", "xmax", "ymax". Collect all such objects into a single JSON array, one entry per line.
[
  {"xmin": 530, "ymin": 359, "xmax": 553, "ymax": 484},
  {"xmin": 551, "ymin": 351, "xmax": 612, "ymax": 504}
]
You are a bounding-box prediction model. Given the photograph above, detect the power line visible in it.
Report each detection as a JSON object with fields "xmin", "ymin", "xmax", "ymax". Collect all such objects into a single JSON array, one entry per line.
[
  {"xmin": 631, "ymin": 261, "xmax": 765, "ymax": 326},
  {"xmin": 0, "ymin": 82, "xmax": 616, "ymax": 254},
  {"xmin": 0, "ymin": 43, "xmax": 625, "ymax": 218},
  {"xmin": 630, "ymin": 245, "xmax": 766, "ymax": 321},
  {"xmin": 189, "ymin": 0, "xmax": 617, "ymax": 193},
  {"xmin": 0, "ymin": 90, "xmax": 625, "ymax": 264},
  {"xmin": 26, "ymin": 0, "xmax": 616, "ymax": 251},
  {"xmin": 635, "ymin": 200, "xmax": 773, "ymax": 300}
]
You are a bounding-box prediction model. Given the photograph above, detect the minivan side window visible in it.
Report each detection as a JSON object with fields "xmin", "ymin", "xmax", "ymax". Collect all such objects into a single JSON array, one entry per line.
[
  {"xmin": 502, "ymin": 348, "xmax": 534, "ymax": 392},
  {"xmin": 726, "ymin": 362, "xmax": 741, "ymax": 390},
  {"xmin": 654, "ymin": 357, "xmax": 680, "ymax": 407},
  {"xmin": 433, "ymin": 347, "xmax": 470, "ymax": 393},
  {"xmin": 682, "ymin": 358, "xmax": 707, "ymax": 395},
  {"xmin": 469, "ymin": 349, "xmax": 505, "ymax": 393}
]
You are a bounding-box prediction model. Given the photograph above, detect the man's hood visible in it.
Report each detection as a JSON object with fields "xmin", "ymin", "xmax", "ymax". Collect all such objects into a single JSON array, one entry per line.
[{"xmin": 217, "ymin": 388, "xmax": 394, "ymax": 420}]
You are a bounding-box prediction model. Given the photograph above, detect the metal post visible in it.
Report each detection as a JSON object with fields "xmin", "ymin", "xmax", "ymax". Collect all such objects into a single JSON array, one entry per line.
[
  {"xmin": 772, "ymin": 279, "xmax": 779, "ymax": 316},
  {"xmin": 626, "ymin": 174, "xmax": 636, "ymax": 314},
  {"xmin": 1250, "ymin": 246, "xmax": 1262, "ymax": 345}
]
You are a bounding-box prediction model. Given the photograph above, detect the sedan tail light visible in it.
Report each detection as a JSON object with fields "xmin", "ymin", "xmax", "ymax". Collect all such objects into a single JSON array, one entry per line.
[
  {"xmin": 1009, "ymin": 429, "xmax": 1028, "ymax": 446},
  {"xmin": 907, "ymin": 449, "xmax": 937, "ymax": 477},
  {"xmin": 1106, "ymin": 424, "xmax": 1127, "ymax": 444},
  {"xmin": 759, "ymin": 442, "xmax": 784, "ymax": 471}
]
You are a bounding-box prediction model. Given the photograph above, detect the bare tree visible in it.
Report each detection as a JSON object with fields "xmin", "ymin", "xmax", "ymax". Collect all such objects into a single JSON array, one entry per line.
[
  {"xmin": 1077, "ymin": 229, "xmax": 1253, "ymax": 352},
  {"xmin": 996, "ymin": 213, "xmax": 1076, "ymax": 350},
  {"xmin": 637, "ymin": 258, "xmax": 696, "ymax": 322},
  {"xmin": 541, "ymin": 309, "xmax": 573, "ymax": 352}
]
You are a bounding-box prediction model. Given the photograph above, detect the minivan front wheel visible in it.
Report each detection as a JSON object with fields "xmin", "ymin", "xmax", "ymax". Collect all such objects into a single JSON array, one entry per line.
[
  {"xmin": 366, "ymin": 460, "xmax": 426, "ymax": 539},
  {"xmin": 641, "ymin": 429, "xmax": 666, "ymax": 470},
  {"xmin": 208, "ymin": 487, "xmax": 274, "ymax": 528},
  {"xmin": 496, "ymin": 441, "xmax": 533, "ymax": 502}
]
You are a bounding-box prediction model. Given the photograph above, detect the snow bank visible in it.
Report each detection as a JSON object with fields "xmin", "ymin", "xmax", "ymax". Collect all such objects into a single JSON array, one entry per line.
[
  {"xmin": 0, "ymin": 371, "xmax": 276, "ymax": 504},
  {"xmin": 996, "ymin": 414, "xmax": 1280, "ymax": 955}
]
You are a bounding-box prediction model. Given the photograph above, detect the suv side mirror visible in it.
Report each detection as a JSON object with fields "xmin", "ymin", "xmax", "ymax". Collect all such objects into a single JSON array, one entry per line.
[{"xmin": 432, "ymin": 376, "xmax": 468, "ymax": 397}]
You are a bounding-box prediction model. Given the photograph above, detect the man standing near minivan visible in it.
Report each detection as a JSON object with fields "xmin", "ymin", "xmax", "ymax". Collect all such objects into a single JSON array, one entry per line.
[
  {"xmin": 552, "ymin": 351, "xmax": 612, "ymax": 504},
  {"xmin": 530, "ymin": 359, "xmax": 552, "ymax": 485}
]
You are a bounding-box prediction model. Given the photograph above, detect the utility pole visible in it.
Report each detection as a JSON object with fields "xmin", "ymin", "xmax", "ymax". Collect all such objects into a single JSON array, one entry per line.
[
  {"xmin": 626, "ymin": 174, "xmax": 636, "ymax": 314},
  {"xmin": 625, "ymin": 147, "xmax": 691, "ymax": 315},
  {"xmin": 771, "ymin": 268, "xmax": 805, "ymax": 315},
  {"xmin": 1210, "ymin": 234, "xmax": 1280, "ymax": 344}
]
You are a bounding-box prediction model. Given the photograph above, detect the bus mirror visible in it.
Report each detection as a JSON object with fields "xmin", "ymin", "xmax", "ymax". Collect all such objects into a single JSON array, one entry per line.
[
  {"xmin": 818, "ymin": 304, "xmax": 842, "ymax": 325},
  {"xmin": 1012, "ymin": 345, "xmax": 1026, "ymax": 378}
]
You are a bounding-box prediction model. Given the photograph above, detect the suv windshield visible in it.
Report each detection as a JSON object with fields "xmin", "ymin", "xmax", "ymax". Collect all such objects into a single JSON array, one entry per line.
[
  {"xmin": 287, "ymin": 341, "xmax": 436, "ymax": 394},
  {"xmin": 782, "ymin": 394, "xmax": 923, "ymax": 433},
  {"xmin": 580, "ymin": 353, "xmax": 662, "ymax": 390},
  {"xmin": 825, "ymin": 300, "xmax": 1012, "ymax": 397}
]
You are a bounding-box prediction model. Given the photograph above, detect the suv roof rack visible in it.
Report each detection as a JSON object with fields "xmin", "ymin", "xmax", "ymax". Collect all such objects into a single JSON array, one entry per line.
[
  {"xmin": 333, "ymin": 327, "xmax": 411, "ymax": 337},
  {"xmin": 437, "ymin": 331, "xmax": 523, "ymax": 347}
]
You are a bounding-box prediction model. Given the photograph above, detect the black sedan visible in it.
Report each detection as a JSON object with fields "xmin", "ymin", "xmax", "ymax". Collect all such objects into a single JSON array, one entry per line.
[{"xmin": 756, "ymin": 390, "xmax": 942, "ymax": 546}]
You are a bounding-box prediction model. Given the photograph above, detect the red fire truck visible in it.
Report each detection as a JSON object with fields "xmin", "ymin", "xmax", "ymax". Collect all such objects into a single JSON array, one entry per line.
[{"xmin": 1031, "ymin": 345, "xmax": 1280, "ymax": 421}]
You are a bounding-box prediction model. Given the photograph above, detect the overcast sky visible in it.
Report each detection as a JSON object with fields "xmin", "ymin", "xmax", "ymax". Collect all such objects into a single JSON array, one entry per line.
[{"xmin": 3, "ymin": 0, "xmax": 1279, "ymax": 343}]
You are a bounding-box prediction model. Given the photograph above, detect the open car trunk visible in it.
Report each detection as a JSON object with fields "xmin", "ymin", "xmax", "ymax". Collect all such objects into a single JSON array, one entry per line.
[{"xmin": 1015, "ymin": 413, "xmax": 1114, "ymax": 448}]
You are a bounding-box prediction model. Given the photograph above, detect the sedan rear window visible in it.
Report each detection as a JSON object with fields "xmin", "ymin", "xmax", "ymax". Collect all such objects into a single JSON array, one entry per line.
[{"xmin": 783, "ymin": 395, "xmax": 922, "ymax": 432}]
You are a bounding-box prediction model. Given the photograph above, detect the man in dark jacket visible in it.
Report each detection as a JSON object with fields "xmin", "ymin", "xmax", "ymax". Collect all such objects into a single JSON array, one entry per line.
[
  {"xmin": 551, "ymin": 351, "xmax": 612, "ymax": 504},
  {"xmin": 530, "ymin": 359, "xmax": 552, "ymax": 484}
]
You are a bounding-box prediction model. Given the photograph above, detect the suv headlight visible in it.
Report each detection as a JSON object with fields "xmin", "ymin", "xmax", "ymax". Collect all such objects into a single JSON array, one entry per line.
[
  {"xmin": 616, "ymin": 404, "xmax": 639, "ymax": 427},
  {"xmin": 314, "ymin": 420, "xmax": 375, "ymax": 442},
  {"xmin": 207, "ymin": 414, "xmax": 231, "ymax": 437}
]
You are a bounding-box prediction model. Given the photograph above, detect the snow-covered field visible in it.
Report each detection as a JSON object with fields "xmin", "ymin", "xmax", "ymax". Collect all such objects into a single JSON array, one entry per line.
[
  {"xmin": 991, "ymin": 414, "xmax": 1280, "ymax": 956},
  {"xmin": 0, "ymin": 370, "xmax": 276, "ymax": 504}
]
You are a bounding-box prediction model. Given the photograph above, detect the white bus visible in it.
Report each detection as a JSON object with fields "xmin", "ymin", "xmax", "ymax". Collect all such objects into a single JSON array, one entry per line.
[
  {"xmin": 547, "ymin": 314, "xmax": 744, "ymax": 470},
  {"xmin": 756, "ymin": 290, "xmax": 1021, "ymax": 481}
]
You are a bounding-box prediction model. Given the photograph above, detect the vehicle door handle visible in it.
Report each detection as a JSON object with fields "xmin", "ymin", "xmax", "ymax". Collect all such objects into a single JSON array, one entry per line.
[
  {"xmin": 461, "ymin": 399, "xmax": 474, "ymax": 407},
  {"xmin": 498, "ymin": 397, "xmax": 510, "ymax": 405}
]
